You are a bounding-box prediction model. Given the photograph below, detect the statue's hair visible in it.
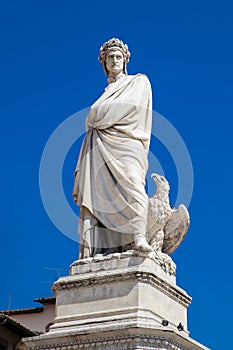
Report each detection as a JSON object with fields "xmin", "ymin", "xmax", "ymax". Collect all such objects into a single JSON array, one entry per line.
[{"xmin": 98, "ymin": 38, "xmax": 131, "ymax": 75}]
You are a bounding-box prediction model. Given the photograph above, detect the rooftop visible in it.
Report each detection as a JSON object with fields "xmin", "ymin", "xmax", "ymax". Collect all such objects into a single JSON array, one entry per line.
[
  {"xmin": 0, "ymin": 295, "xmax": 55, "ymax": 315},
  {"xmin": 0, "ymin": 314, "xmax": 37, "ymax": 337}
]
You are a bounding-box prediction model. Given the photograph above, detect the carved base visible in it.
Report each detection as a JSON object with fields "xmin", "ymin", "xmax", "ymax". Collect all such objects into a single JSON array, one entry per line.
[
  {"xmin": 20, "ymin": 252, "xmax": 209, "ymax": 350},
  {"xmin": 20, "ymin": 328, "xmax": 209, "ymax": 349}
]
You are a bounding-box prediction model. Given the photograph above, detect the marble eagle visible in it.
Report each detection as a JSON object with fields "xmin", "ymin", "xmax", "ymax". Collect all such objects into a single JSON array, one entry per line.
[{"xmin": 147, "ymin": 174, "xmax": 190, "ymax": 256}]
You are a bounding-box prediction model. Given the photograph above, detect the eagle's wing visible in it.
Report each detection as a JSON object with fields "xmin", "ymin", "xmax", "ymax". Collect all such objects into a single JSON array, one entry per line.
[{"xmin": 162, "ymin": 204, "xmax": 190, "ymax": 255}]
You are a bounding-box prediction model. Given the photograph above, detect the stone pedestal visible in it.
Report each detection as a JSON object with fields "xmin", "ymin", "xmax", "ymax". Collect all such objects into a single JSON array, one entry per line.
[{"xmin": 21, "ymin": 252, "xmax": 209, "ymax": 349}]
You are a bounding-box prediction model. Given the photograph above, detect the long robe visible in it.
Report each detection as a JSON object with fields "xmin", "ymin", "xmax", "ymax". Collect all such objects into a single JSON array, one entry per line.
[{"xmin": 73, "ymin": 74, "xmax": 152, "ymax": 258}]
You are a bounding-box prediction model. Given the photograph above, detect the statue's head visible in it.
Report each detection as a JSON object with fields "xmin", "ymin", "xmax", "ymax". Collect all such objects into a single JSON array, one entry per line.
[{"xmin": 98, "ymin": 38, "xmax": 131, "ymax": 76}]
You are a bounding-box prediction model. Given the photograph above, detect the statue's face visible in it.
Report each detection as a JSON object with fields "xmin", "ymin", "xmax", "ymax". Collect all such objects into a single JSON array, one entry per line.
[{"xmin": 105, "ymin": 49, "xmax": 124, "ymax": 76}]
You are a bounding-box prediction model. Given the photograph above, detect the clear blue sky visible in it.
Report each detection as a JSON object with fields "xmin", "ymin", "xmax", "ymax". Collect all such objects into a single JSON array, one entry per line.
[{"xmin": 0, "ymin": 1, "xmax": 232, "ymax": 349}]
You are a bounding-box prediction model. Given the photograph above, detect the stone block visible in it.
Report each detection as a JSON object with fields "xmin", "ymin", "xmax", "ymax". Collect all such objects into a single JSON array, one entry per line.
[{"xmin": 20, "ymin": 253, "xmax": 209, "ymax": 350}]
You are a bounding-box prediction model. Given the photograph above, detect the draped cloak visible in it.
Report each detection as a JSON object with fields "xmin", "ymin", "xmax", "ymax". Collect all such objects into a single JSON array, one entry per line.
[{"xmin": 73, "ymin": 74, "xmax": 152, "ymax": 257}]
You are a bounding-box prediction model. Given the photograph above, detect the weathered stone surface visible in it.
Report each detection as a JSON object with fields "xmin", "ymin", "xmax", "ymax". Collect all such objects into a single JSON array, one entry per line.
[
  {"xmin": 20, "ymin": 329, "xmax": 210, "ymax": 349},
  {"xmin": 70, "ymin": 250, "xmax": 177, "ymax": 282},
  {"xmin": 51, "ymin": 255, "xmax": 189, "ymax": 334},
  {"xmin": 20, "ymin": 255, "xmax": 209, "ymax": 350}
]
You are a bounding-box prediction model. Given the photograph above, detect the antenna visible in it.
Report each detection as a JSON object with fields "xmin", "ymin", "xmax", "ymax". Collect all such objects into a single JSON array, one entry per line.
[
  {"xmin": 7, "ymin": 293, "xmax": 12, "ymax": 314},
  {"xmin": 44, "ymin": 267, "xmax": 68, "ymax": 278}
]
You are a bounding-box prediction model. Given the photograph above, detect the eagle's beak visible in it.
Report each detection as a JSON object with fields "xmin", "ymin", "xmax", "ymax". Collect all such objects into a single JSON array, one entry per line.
[{"xmin": 151, "ymin": 173, "xmax": 159, "ymax": 180}]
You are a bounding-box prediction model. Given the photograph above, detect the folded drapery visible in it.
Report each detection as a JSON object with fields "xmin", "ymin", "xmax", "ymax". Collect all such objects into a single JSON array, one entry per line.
[{"xmin": 73, "ymin": 74, "xmax": 152, "ymax": 258}]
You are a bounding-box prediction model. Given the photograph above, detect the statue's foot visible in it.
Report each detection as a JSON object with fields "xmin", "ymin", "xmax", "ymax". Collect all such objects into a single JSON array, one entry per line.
[{"xmin": 134, "ymin": 234, "xmax": 152, "ymax": 252}]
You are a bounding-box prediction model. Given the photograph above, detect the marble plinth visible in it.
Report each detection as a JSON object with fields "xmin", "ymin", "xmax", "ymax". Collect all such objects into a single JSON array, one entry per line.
[{"xmin": 20, "ymin": 252, "xmax": 209, "ymax": 350}]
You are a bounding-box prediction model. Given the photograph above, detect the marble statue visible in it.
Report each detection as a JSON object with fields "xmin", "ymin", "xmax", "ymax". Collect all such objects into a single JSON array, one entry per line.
[{"xmin": 73, "ymin": 38, "xmax": 189, "ymax": 264}]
